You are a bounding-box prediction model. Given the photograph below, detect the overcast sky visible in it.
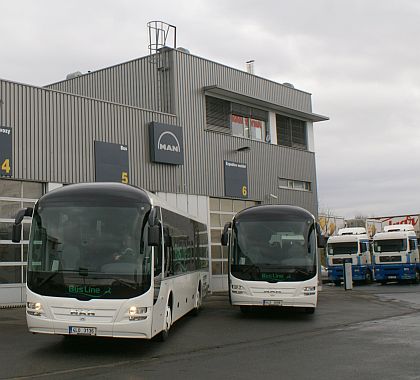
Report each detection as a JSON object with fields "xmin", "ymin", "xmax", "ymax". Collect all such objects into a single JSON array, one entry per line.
[{"xmin": 1, "ymin": 0, "xmax": 419, "ymax": 219}]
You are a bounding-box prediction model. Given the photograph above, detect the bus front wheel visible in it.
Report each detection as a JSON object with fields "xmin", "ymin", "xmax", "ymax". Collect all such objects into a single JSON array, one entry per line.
[
  {"xmin": 158, "ymin": 305, "xmax": 172, "ymax": 342},
  {"xmin": 191, "ymin": 284, "xmax": 202, "ymax": 316}
]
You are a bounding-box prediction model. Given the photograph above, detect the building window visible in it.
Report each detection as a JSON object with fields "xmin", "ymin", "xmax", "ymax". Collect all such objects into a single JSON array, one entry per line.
[
  {"xmin": 278, "ymin": 178, "xmax": 311, "ymax": 192},
  {"xmin": 205, "ymin": 96, "xmax": 267, "ymax": 142},
  {"xmin": 276, "ymin": 114, "xmax": 307, "ymax": 149},
  {"xmin": 0, "ymin": 179, "xmax": 44, "ymax": 289}
]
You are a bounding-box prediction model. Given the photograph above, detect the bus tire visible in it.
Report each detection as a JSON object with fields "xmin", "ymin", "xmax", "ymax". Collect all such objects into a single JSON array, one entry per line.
[
  {"xmin": 365, "ymin": 270, "xmax": 373, "ymax": 284},
  {"xmin": 334, "ymin": 281, "xmax": 341, "ymax": 287},
  {"xmin": 413, "ymin": 271, "xmax": 420, "ymax": 284},
  {"xmin": 191, "ymin": 283, "xmax": 202, "ymax": 316},
  {"xmin": 304, "ymin": 307, "xmax": 315, "ymax": 314},
  {"xmin": 158, "ymin": 304, "xmax": 172, "ymax": 342}
]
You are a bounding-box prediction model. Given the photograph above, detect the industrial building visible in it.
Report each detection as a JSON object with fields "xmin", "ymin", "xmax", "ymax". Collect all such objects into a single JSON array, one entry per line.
[{"xmin": 0, "ymin": 29, "xmax": 328, "ymax": 305}]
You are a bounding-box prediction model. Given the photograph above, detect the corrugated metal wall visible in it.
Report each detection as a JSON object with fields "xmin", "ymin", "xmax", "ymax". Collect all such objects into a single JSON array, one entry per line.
[
  {"xmin": 0, "ymin": 79, "xmax": 179, "ymax": 192},
  {"xmin": 47, "ymin": 49, "xmax": 174, "ymax": 114},
  {"xmin": 172, "ymin": 50, "xmax": 318, "ymax": 215},
  {"xmin": 4, "ymin": 48, "xmax": 320, "ymax": 215}
]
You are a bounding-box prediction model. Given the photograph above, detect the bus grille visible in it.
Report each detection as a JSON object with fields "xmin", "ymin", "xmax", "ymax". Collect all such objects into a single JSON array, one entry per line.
[{"xmin": 379, "ymin": 255, "xmax": 401, "ymax": 263}]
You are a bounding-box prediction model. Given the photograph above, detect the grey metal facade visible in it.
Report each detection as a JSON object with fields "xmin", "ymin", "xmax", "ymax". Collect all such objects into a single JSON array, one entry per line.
[
  {"xmin": 45, "ymin": 48, "xmax": 325, "ymax": 215},
  {"xmin": 0, "ymin": 79, "xmax": 177, "ymax": 191}
]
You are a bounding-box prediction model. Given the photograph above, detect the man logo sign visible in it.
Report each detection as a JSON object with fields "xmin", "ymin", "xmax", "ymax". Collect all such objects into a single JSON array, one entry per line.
[
  {"xmin": 157, "ymin": 131, "xmax": 181, "ymax": 153},
  {"xmin": 149, "ymin": 122, "xmax": 184, "ymax": 165}
]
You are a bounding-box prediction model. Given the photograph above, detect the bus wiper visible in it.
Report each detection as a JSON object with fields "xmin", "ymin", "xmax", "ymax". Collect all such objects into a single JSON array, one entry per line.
[
  {"xmin": 110, "ymin": 277, "xmax": 139, "ymax": 289},
  {"xmin": 293, "ymin": 267, "xmax": 313, "ymax": 276},
  {"xmin": 36, "ymin": 269, "xmax": 75, "ymax": 288}
]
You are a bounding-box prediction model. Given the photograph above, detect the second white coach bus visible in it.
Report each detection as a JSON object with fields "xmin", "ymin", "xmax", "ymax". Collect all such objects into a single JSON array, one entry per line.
[
  {"xmin": 221, "ymin": 205, "xmax": 325, "ymax": 314},
  {"xmin": 12, "ymin": 183, "xmax": 209, "ymax": 340}
]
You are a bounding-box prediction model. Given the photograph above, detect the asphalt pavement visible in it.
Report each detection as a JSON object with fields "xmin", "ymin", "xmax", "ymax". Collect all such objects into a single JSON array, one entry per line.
[{"xmin": 1, "ymin": 284, "xmax": 420, "ymax": 379}]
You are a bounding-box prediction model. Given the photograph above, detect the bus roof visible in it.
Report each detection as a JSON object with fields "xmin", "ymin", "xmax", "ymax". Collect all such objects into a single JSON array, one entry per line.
[
  {"xmin": 39, "ymin": 182, "xmax": 150, "ymax": 205},
  {"xmin": 37, "ymin": 182, "xmax": 206, "ymax": 225},
  {"xmin": 234, "ymin": 204, "xmax": 314, "ymax": 222}
]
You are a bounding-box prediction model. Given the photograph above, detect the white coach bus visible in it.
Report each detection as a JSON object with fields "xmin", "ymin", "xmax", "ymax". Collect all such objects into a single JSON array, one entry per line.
[
  {"xmin": 221, "ymin": 205, "xmax": 325, "ymax": 314},
  {"xmin": 12, "ymin": 183, "xmax": 209, "ymax": 340}
]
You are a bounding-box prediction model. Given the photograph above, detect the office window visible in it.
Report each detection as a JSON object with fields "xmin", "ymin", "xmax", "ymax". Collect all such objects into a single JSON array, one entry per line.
[
  {"xmin": 276, "ymin": 114, "xmax": 307, "ymax": 149},
  {"xmin": 278, "ymin": 178, "xmax": 311, "ymax": 192},
  {"xmin": 205, "ymin": 96, "xmax": 267, "ymax": 142}
]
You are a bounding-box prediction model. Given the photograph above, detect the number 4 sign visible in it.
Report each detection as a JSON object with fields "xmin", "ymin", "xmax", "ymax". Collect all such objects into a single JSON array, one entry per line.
[{"xmin": 0, "ymin": 127, "xmax": 12, "ymax": 177}]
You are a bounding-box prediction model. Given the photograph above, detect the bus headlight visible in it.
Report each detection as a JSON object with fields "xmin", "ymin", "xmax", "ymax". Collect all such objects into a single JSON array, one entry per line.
[
  {"xmin": 303, "ymin": 286, "xmax": 316, "ymax": 296},
  {"xmin": 128, "ymin": 306, "xmax": 148, "ymax": 321},
  {"xmin": 27, "ymin": 302, "xmax": 43, "ymax": 316},
  {"xmin": 231, "ymin": 284, "xmax": 245, "ymax": 294}
]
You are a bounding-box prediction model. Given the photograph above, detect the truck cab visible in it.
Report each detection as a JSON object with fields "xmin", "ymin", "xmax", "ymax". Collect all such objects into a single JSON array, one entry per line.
[
  {"xmin": 372, "ymin": 224, "xmax": 419, "ymax": 284},
  {"xmin": 326, "ymin": 227, "xmax": 372, "ymax": 285}
]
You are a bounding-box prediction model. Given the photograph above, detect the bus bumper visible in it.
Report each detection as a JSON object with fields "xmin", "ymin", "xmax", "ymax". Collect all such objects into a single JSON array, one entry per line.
[
  {"xmin": 26, "ymin": 313, "xmax": 153, "ymax": 339},
  {"xmin": 230, "ymin": 280, "xmax": 317, "ymax": 308}
]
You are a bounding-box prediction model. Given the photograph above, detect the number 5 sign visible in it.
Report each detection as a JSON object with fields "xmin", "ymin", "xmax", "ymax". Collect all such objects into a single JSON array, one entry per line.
[{"xmin": 0, "ymin": 127, "xmax": 12, "ymax": 177}]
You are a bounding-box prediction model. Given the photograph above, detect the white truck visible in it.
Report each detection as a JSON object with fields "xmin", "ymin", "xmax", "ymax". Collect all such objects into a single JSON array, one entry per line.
[
  {"xmin": 326, "ymin": 227, "xmax": 373, "ymax": 285},
  {"xmin": 372, "ymin": 224, "xmax": 419, "ymax": 284}
]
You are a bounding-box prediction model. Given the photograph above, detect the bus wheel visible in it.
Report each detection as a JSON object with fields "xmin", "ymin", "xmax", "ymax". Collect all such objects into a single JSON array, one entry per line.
[
  {"xmin": 413, "ymin": 271, "xmax": 420, "ymax": 284},
  {"xmin": 365, "ymin": 271, "xmax": 373, "ymax": 284},
  {"xmin": 334, "ymin": 281, "xmax": 341, "ymax": 287},
  {"xmin": 192, "ymin": 285, "xmax": 202, "ymax": 316},
  {"xmin": 158, "ymin": 305, "xmax": 172, "ymax": 342},
  {"xmin": 304, "ymin": 307, "xmax": 315, "ymax": 314}
]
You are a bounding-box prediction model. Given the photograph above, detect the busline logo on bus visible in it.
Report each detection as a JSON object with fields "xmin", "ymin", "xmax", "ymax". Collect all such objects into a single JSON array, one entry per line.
[{"xmin": 67, "ymin": 284, "xmax": 112, "ymax": 298}]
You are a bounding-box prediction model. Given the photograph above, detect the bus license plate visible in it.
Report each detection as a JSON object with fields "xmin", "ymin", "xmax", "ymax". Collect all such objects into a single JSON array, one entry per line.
[
  {"xmin": 69, "ymin": 326, "xmax": 97, "ymax": 336},
  {"xmin": 388, "ymin": 276, "xmax": 397, "ymax": 279},
  {"xmin": 264, "ymin": 300, "xmax": 282, "ymax": 306}
]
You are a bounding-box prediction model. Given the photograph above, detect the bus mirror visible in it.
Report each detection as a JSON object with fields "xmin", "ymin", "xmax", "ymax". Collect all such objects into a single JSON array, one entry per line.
[
  {"xmin": 12, "ymin": 207, "xmax": 33, "ymax": 243},
  {"xmin": 148, "ymin": 208, "xmax": 159, "ymax": 227},
  {"xmin": 148, "ymin": 225, "xmax": 161, "ymax": 246},
  {"xmin": 12, "ymin": 224, "xmax": 22, "ymax": 243},
  {"xmin": 14, "ymin": 207, "xmax": 33, "ymax": 225},
  {"xmin": 221, "ymin": 222, "xmax": 231, "ymax": 246},
  {"xmin": 315, "ymin": 222, "xmax": 326, "ymax": 248},
  {"xmin": 317, "ymin": 235, "xmax": 327, "ymax": 249}
]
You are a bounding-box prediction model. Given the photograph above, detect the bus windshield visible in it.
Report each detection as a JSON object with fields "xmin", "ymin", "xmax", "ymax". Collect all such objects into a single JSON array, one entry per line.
[
  {"xmin": 231, "ymin": 219, "xmax": 317, "ymax": 282},
  {"xmin": 374, "ymin": 239, "xmax": 407, "ymax": 253},
  {"xmin": 327, "ymin": 242, "xmax": 358, "ymax": 255},
  {"xmin": 27, "ymin": 200, "xmax": 152, "ymax": 300}
]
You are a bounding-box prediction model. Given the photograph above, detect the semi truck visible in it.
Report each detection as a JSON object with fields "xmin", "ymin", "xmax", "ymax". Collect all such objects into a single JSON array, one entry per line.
[
  {"xmin": 326, "ymin": 227, "xmax": 373, "ymax": 285},
  {"xmin": 372, "ymin": 224, "xmax": 419, "ymax": 284}
]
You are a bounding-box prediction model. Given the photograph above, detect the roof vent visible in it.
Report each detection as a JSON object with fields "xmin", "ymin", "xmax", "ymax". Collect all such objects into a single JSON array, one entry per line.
[
  {"xmin": 66, "ymin": 71, "xmax": 82, "ymax": 80},
  {"xmin": 282, "ymin": 82, "xmax": 295, "ymax": 88},
  {"xmin": 245, "ymin": 60, "xmax": 255, "ymax": 74},
  {"xmin": 177, "ymin": 47, "xmax": 190, "ymax": 54}
]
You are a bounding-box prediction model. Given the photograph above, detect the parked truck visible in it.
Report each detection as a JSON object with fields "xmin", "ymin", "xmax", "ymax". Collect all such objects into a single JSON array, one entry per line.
[
  {"xmin": 326, "ymin": 227, "xmax": 373, "ymax": 285},
  {"xmin": 372, "ymin": 224, "xmax": 419, "ymax": 284}
]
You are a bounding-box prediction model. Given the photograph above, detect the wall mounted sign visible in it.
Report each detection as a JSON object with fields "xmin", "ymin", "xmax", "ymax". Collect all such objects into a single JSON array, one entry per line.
[
  {"xmin": 94, "ymin": 141, "xmax": 129, "ymax": 183},
  {"xmin": 0, "ymin": 126, "xmax": 12, "ymax": 177},
  {"xmin": 149, "ymin": 122, "xmax": 184, "ymax": 165},
  {"xmin": 224, "ymin": 160, "xmax": 248, "ymax": 199}
]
